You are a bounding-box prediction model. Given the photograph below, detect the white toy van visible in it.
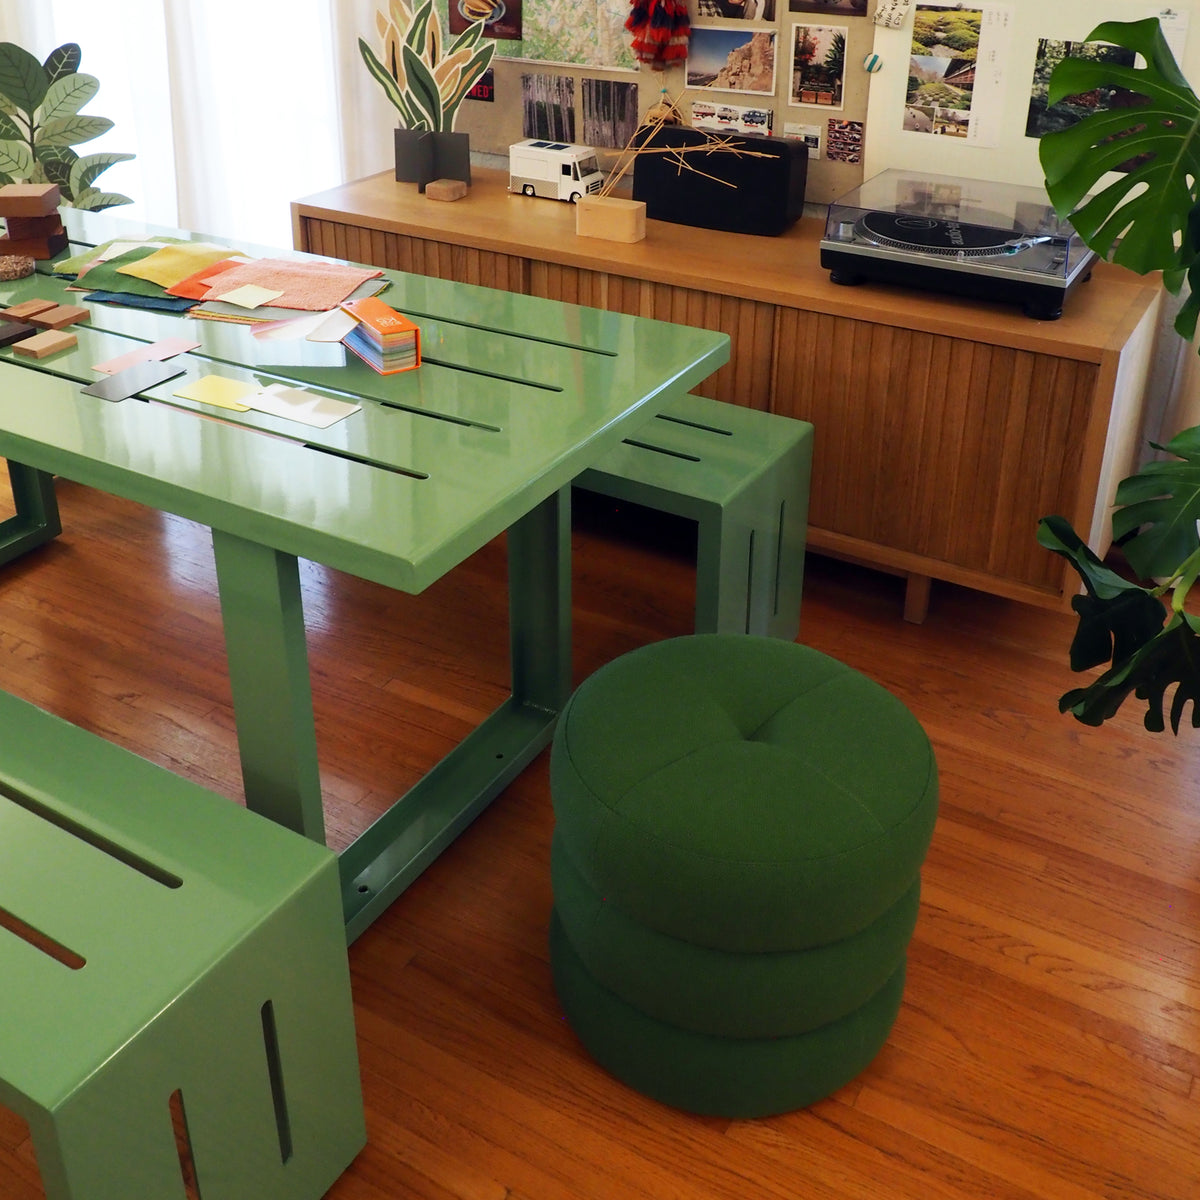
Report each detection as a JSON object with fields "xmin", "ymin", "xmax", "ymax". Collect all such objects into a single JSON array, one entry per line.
[{"xmin": 508, "ymin": 139, "xmax": 605, "ymax": 203}]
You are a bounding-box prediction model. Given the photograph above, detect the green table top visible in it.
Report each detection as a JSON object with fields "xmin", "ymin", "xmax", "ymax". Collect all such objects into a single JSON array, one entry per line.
[{"xmin": 0, "ymin": 209, "xmax": 729, "ymax": 594}]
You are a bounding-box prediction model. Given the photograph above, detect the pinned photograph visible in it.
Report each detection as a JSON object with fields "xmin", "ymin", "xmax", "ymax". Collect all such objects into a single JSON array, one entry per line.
[
  {"xmin": 694, "ymin": 0, "xmax": 777, "ymax": 20},
  {"xmin": 789, "ymin": 0, "xmax": 866, "ymax": 13},
  {"xmin": 691, "ymin": 99, "xmax": 773, "ymax": 135},
  {"xmin": 582, "ymin": 79, "xmax": 640, "ymax": 149},
  {"xmin": 521, "ymin": 73, "xmax": 575, "ymax": 141},
  {"xmin": 686, "ymin": 28, "xmax": 778, "ymax": 95},
  {"xmin": 825, "ymin": 117, "xmax": 863, "ymax": 162},
  {"xmin": 789, "ymin": 24, "xmax": 847, "ymax": 108},
  {"xmin": 906, "ymin": 6, "xmax": 979, "ymax": 131}
]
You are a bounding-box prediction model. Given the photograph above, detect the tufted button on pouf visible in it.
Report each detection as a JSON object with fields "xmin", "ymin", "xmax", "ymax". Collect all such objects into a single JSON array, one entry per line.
[{"xmin": 549, "ymin": 634, "xmax": 938, "ymax": 1117}]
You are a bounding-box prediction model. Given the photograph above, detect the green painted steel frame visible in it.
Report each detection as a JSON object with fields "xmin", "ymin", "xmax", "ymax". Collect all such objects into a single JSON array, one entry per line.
[
  {"xmin": 0, "ymin": 460, "xmax": 60, "ymax": 565},
  {"xmin": 0, "ymin": 210, "xmax": 728, "ymax": 942}
]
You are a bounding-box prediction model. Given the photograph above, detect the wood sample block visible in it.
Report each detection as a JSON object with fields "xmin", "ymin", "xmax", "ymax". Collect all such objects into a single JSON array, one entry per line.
[
  {"xmin": 0, "ymin": 298, "xmax": 57, "ymax": 322},
  {"xmin": 28, "ymin": 304, "xmax": 89, "ymax": 330},
  {"xmin": 0, "ymin": 183, "xmax": 61, "ymax": 217},
  {"xmin": 425, "ymin": 178, "xmax": 469, "ymax": 202},
  {"xmin": 4, "ymin": 215, "xmax": 65, "ymax": 240},
  {"xmin": 574, "ymin": 196, "xmax": 646, "ymax": 244},
  {"xmin": 0, "ymin": 321, "xmax": 37, "ymax": 347},
  {"xmin": 12, "ymin": 329, "xmax": 77, "ymax": 358},
  {"xmin": 0, "ymin": 230, "xmax": 69, "ymax": 259}
]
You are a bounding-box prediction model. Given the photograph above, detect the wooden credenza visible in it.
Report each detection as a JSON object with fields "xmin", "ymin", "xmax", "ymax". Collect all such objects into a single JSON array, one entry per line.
[{"xmin": 292, "ymin": 169, "xmax": 1163, "ymax": 616}]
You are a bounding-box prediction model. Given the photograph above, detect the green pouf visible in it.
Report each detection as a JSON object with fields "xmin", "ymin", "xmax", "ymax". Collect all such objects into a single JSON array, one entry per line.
[
  {"xmin": 552, "ymin": 831, "xmax": 919, "ymax": 1038},
  {"xmin": 551, "ymin": 635, "xmax": 938, "ymax": 952},
  {"xmin": 550, "ymin": 911, "xmax": 907, "ymax": 1118}
]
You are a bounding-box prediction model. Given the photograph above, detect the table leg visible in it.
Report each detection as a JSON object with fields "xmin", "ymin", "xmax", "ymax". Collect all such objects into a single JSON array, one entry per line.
[
  {"xmin": 339, "ymin": 487, "xmax": 572, "ymax": 941},
  {"xmin": 211, "ymin": 529, "xmax": 326, "ymax": 843},
  {"xmin": 0, "ymin": 461, "xmax": 61, "ymax": 565}
]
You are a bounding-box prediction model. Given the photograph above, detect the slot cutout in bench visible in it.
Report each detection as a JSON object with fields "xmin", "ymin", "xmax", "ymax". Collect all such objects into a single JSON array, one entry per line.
[
  {"xmin": 0, "ymin": 904, "xmax": 86, "ymax": 969},
  {"xmin": 0, "ymin": 782, "xmax": 184, "ymax": 889}
]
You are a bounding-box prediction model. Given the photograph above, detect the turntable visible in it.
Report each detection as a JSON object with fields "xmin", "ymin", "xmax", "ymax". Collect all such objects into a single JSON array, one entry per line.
[{"xmin": 819, "ymin": 170, "xmax": 1096, "ymax": 320}]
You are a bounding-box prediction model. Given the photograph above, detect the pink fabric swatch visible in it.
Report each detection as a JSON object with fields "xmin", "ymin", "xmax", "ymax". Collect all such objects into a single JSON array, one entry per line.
[{"xmin": 195, "ymin": 258, "xmax": 383, "ymax": 311}]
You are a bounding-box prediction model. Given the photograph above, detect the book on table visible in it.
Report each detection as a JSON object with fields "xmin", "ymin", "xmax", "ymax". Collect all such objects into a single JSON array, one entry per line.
[{"xmin": 339, "ymin": 296, "xmax": 421, "ymax": 375}]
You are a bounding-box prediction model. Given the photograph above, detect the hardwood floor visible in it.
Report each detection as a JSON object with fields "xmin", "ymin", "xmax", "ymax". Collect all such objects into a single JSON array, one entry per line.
[{"xmin": 1, "ymin": 471, "xmax": 1198, "ymax": 1200}]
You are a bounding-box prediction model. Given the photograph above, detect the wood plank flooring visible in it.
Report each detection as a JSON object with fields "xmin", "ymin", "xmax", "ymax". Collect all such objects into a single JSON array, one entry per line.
[{"xmin": 0, "ymin": 471, "xmax": 1197, "ymax": 1200}]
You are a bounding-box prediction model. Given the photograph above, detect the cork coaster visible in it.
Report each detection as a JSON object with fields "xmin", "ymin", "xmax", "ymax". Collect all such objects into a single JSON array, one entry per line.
[
  {"xmin": 0, "ymin": 254, "xmax": 35, "ymax": 281},
  {"xmin": 12, "ymin": 329, "xmax": 77, "ymax": 358}
]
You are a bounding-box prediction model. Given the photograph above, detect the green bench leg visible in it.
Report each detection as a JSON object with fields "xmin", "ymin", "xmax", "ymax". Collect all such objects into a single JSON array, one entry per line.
[{"xmin": 0, "ymin": 460, "xmax": 61, "ymax": 565}]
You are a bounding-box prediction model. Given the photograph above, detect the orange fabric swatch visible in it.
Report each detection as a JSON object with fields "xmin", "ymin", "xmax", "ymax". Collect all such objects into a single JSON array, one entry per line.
[{"xmin": 166, "ymin": 257, "xmax": 243, "ymax": 299}]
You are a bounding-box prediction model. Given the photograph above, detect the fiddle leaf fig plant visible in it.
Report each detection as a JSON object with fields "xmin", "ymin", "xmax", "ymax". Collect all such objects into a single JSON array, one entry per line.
[
  {"xmin": 359, "ymin": 0, "xmax": 495, "ymax": 133},
  {"xmin": 1037, "ymin": 19, "xmax": 1200, "ymax": 733},
  {"xmin": 0, "ymin": 40, "xmax": 134, "ymax": 210}
]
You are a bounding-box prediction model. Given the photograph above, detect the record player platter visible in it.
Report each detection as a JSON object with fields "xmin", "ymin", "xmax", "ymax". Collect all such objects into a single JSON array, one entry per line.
[{"xmin": 819, "ymin": 171, "xmax": 1097, "ymax": 320}]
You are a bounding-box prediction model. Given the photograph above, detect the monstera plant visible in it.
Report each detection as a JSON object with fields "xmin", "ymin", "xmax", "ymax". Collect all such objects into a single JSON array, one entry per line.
[
  {"xmin": 1036, "ymin": 18, "xmax": 1200, "ymax": 732},
  {"xmin": 0, "ymin": 41, "xmax": 133, "ymax": 210}
]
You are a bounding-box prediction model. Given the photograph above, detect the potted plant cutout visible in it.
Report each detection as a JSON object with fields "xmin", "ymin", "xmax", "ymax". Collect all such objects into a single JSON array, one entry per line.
[
  {"xmin": 359, "ymin": 0, "xmax": 495, "ymax": 192},
  {"xmin": 0, "ymin": 41, "xmax": 134, "ymax": 209},
  {"xmin": 1035, "ymin": 18, "xmax": 1200, "ymax": 731}
]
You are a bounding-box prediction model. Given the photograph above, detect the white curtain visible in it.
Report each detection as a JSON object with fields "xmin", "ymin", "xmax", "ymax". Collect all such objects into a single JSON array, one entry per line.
[{"xmin": 0, "ymin": 0, "xmax": 396, "ymax": 247}]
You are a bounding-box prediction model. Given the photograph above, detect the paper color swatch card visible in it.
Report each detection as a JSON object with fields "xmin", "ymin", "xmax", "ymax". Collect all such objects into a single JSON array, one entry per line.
[
  {"xmin": 93, "ymin": 337, "xmax": 200, "ymax": 374},
  {"xmin": 81, "ymin": 359, "xmax": 187, "ymax": 402},
  {"xmin": 339, "ymin": 296, "xmax": 421, "ymax": 375},
  {"xmin": 172, "ymin": 375, "xmax": 257, "ymax": 411}
]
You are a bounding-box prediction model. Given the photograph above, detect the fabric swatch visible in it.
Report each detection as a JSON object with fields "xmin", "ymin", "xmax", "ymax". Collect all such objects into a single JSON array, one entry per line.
[
  {"xmin": 115, "ymin": 242, "xmax": 241, "ymax": 288},
  {"xmin": 166, "ymin": 256, "xmax": 244, "ymax": 299},
  {"xmin": 195, "ymin": 257, "xmax": 383, "ymax": 311}
]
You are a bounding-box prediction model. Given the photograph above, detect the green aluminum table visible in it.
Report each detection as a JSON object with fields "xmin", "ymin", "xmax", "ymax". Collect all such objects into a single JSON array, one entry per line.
[{"xmin": 0, "ymin": 210, "xmax": 728, "ymax": 940}]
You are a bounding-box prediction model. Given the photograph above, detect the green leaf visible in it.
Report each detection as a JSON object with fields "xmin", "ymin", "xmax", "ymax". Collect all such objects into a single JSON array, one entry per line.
[
  {"xmin": 0, "ymin": 111, "xmax": 20, "ymax": 139},
  {"xmin": 1036, "ymin": 515, "xmax": 1167, "ymax": 670},
  {"xmin": 34, "ymin": 114, "xmax": 112, "ymax": 149},
  {"xmin": 1059, "ymin": 611, "xmax": 1200, "ymax": 731},
  {"xmin": 0, "ymin": 138, "xmax": 33, "ymax": 177},
  {"xmin": 441, "ymin": 42, "xmax": 496, "ymax": 129},
  {"xmin": 40, "ymin": 154, "xmax": 75, "ymax": 196},
  {"xmin": 401, "ymin": 43, "xmax": 443, "ymax": 132},
  {"xmin": 358, "ymin": 38, "xmax": 419, "ymax": 126},
  {"xmin": 448, "ymin": 21, "xmax": 483, "ymax": 55},
  {"xmin": 43, "ymin": 44, "xmax": 81, "ymax": 84},
  {"xmin": 37, "ymin": 73, "xmax": 98, "ymax": 123},
  {"xmin": 0, "ymin": 41, "xmax": 49, "ymax": 112},
  {"xmin": 69, "ymin": 151, "xmax": 133, "ymax": 197},
  {"xmin": 70, "ymin": 186, "xmax": 132, "ymax": 211},
  {"xmin": 1039, "ymin": 18, "xmax": 1200, "ymax": 275},
  {"xmin": 1109, "ymin": 426, "xmax": 1200, "ymax": 577}
]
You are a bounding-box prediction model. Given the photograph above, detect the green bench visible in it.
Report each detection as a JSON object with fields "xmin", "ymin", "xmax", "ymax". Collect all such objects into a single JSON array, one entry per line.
[
  {"xmin": 576, "ymin": 395, "xmax": 813, "ymax": 640},
  {"xmin": 0, "ymin": 689, "xmax": 365, "ymax": 1200}
]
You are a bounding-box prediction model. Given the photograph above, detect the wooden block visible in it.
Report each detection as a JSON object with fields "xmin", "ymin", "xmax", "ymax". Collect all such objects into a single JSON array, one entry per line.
[
  {"xmin": 0, "ymin": 230, "xmax": 69, "ymax": 259},
  {"xmin": 3, "ymin": 215, "xmax": 65, "ymax": 239},
  {"xmin": 0, "ymin": 298, "xmax": 58, "ymax": 322},
  {"xmin": 11, "ymin": 328, "xmax": 77, "ymax": 358},
  {"xmin": 0, "ymin": 183, "xmax": 61, "ymax": 217},
  {"xmin": 28, "ymin": 304, "xmax": 90, "ymax": 330},
  {"xmin": 574, "ymin": 196, "xmax": 646, "ymax": 244},
  {"xmin": 0, "ymin": 321, "xmax": 38, "ymax": 347},
  {"xmin": 425, "ymin": 178, "xmax": 469, "ymax": 202}
]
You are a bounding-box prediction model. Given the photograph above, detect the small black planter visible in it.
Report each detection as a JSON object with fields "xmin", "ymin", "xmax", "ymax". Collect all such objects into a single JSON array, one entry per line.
[{"xmin": 394, "ymin": 129, "xmax": 471, "ymax": 193}]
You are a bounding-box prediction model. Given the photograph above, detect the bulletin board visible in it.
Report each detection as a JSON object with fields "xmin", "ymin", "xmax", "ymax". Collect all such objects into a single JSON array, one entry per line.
[
  {"xmin": 863, "ymin": 1, "xmax": 1200, "ymax": 188},
  {"xmin": 453, "ymin": 0, "xmax": 881, "ymax": 205}
]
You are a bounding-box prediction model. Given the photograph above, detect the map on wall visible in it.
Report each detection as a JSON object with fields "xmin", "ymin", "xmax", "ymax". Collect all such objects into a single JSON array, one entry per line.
[{"xmin": 442, "ymin": 0, "xmax": 635, "ymax": 70}]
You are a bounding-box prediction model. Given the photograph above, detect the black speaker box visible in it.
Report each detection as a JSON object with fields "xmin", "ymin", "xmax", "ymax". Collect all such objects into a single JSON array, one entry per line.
[{"xmin": 631, "ymin": 126, "xmax": 808, "ymax": 237}]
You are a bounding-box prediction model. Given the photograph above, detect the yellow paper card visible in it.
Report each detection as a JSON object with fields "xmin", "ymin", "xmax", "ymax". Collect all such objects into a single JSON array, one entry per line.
[
  {"xmin": 116, "ymin": 243, "xmax": 241, "ymax": 288},
  {"xmin": 173, "ymin": 374, "xmax": 257, "ymax": 411}
]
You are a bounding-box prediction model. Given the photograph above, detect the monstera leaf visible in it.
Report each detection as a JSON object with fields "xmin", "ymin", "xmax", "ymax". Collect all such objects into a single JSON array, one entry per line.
[
  {"xmin": 1039, "ymin": 19, "xmax": 1200, "ymax": 336},
  {"xmin": 1035, "ymin": 516, "xmax": 1200, "ymax": 731},
  {"xmin": 1109, "ymin": 426, "xmax": 1200, "ymax": 579}
]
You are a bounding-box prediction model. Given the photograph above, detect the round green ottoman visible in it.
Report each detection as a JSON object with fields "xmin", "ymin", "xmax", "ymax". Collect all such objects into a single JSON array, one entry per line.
[
  {"xmin": 552, "ymin": 831, "xmax": 920, "ymax": 1038},
  {"xmin": 548, "ymin": 635, "xmax": 937, "ymax": 1116},
  {"xmin": 551, "ymin": 635, "xmax": 938, "ymax": 952},
  {"xmin": 551, "ymin": 911, "xmax": 907, "ymax": 1118}
]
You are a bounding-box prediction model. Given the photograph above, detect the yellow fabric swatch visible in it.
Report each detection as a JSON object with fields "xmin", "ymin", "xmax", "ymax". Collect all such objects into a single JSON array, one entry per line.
[
  {"xmin": 173, "ymin": 374, "xmax": 257, "ymax": 411},
  {"xmin": 117, "ymin": 243, "xmax": 243, "ymax": 289}
]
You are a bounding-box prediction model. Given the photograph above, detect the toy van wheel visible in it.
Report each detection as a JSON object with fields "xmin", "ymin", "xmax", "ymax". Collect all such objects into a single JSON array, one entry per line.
[
  {"xmin": 522, "ymin": 184, "xmax": 535, "ymax": 196},
  {"xmin": 569, "ymin": 192, "xmax": 580, "ymax": 203}
]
